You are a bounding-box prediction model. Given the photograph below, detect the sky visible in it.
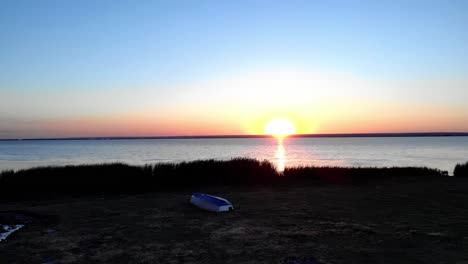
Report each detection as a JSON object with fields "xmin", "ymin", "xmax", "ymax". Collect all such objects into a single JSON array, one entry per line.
[{"xmin": 1, "ymin": 0, "xmax": 467, "ymax": 138}]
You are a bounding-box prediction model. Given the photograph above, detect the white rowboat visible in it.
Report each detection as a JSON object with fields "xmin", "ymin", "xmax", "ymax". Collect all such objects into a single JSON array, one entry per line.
[{"xmin": 190, "ymin": 193, "xmax": 234, "ymax": 212}]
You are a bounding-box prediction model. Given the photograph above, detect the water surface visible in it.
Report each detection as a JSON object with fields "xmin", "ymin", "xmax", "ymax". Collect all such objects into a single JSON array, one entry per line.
[{"xmin": 1, "ymin": 137, "xmax": 467, "ymax": 174}]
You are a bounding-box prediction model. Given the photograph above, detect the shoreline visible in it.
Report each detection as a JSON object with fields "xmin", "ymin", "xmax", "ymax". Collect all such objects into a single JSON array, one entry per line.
[{"xmin": 1, "ymin": 132, "xmax": 468, "ymax": 141}]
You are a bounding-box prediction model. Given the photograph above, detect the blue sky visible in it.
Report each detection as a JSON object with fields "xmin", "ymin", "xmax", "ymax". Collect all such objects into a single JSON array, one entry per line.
[{"xmin": 1, "ymin": 0, "xmax": 467, "ymax": 138}]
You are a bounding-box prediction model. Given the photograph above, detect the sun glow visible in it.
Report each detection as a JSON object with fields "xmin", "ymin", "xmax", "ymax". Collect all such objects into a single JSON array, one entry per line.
[{"xmin": 264, "ymin": 118, "xmax": 297, "ymax": 139}]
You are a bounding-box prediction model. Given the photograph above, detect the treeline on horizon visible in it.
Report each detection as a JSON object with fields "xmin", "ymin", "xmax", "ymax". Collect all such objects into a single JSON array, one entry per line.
[{"xmin": 0, "ymin": 159, "xmax": 467, "ymax": 199}]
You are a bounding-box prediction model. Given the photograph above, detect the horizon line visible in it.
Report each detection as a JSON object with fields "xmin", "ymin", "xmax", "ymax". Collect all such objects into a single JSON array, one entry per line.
[{"xmin": 1, "ymin": 132, "xmax": 468, "ymax": 141}]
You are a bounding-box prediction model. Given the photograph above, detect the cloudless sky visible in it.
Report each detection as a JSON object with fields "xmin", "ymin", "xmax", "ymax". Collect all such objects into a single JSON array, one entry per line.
[{"xmin": 1, "ymin": 0, "xmax": 467, "ymax": 138}]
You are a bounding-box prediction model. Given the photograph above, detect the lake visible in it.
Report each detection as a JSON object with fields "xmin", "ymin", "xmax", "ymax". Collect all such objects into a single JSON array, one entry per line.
[{"xmin": 1, "ymin": 137, "xmax": 468, "ymax": 174}]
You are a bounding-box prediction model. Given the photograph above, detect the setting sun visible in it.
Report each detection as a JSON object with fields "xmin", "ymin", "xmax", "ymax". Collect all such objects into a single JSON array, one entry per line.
[{"xmin": 264, "ymin": 119, "xmax": 297, "ymax": 138}]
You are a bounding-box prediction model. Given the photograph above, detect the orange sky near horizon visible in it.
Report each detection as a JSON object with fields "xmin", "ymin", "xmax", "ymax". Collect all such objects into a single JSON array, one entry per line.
[
  {"xmin": 2, "ymin": 69, "xmax": 468, "ymax": 139},
  {"xmin": 8, "ymin": 98, "xmax": 464, "ymax": 139}
]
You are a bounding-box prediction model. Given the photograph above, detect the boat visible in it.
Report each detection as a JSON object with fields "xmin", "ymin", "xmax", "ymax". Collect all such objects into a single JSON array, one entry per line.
[{"xmin": 190, "ymin": 193, "xmax": 234, "ymax": 212}]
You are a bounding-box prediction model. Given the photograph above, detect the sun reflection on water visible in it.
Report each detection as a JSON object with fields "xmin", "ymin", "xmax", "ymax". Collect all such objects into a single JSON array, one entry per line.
[{"xmin": 275, "ymin": 140, "xmax": 286, "ymax": 172}]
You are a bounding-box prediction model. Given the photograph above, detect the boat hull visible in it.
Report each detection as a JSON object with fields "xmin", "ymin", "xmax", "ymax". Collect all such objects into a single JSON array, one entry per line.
[{"xmin": 190, "ymin": 193, "xmax": 234, "ymax": 212}]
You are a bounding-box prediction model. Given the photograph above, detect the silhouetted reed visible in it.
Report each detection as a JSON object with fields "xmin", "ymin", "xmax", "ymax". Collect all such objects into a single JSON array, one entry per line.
[
  {"xmin": 454, "ymin": 161, "xmax": 468, "ymax": 177},
  {"xmin": 0, "ymin": 158, "xmax": 277, "ymax": 198},
  {"xmin": 283, "ymin": 166, "xmax": 443, "ymax": 184},
  {"xmin": 0, "ymin": 158, "xmax": 445, "ymax": 199}
]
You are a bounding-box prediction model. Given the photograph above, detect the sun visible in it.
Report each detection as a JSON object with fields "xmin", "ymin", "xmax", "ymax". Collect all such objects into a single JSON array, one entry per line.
[{"xmin": 264, "ymin": 118, "xmax": 297, "ymax": 139}]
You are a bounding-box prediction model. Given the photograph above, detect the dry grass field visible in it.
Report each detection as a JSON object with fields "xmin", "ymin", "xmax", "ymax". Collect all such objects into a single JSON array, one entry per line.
[{"xmin": 1, "ymin": 177, "xmax": 468, "ymax": 263}]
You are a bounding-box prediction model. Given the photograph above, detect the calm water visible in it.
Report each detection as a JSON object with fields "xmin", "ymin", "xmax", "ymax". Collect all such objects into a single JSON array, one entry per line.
[{"xmin": 1, "ymin": 137, "xmax": 468, "ymax": 174}]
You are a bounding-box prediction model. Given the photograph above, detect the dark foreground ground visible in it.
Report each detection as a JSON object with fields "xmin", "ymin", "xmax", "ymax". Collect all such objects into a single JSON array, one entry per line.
[{"xmin": 1, "ymin": 178, "xmax": 468, "ymax": 264}]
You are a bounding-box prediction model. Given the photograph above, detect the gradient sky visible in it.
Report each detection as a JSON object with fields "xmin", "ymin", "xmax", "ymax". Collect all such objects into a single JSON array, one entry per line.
[{"xmin": 1, "ymin": 0, "xmax": 468, "ymax": 138}]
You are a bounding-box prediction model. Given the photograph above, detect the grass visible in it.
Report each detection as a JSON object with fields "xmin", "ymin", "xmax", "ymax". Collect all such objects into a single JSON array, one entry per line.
[
  {"xmin": 1, "ymin": 160, "xmax": 466, "ymax": 263},
  {"xmin": 283, "ymin": 166, "xmax": 444, "ymax": 184},
  {"xmin": 0, "ymin": 158, "xmax": 446, "ymax": 199},
  {"xmin": 0, "ymin": 158, "xmax": 278, "ymax": 198},
  {"xmin": 454, "ymin": 161, "xmax": 468, "ymax": 177},
  {"xmin": 2, "ymin": 180, "xmax": 468, "ymax": 263}
]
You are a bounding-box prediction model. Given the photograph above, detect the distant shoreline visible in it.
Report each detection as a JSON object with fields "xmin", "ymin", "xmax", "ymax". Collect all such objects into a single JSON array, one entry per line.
[{"xmin": 1, "ymin": 132, "xmax": 468, "ymax": 141}]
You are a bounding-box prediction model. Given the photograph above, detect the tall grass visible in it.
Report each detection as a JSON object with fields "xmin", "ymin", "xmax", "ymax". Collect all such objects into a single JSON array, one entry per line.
[
  {"xmin": 283, "ymin": 166, "xmax": 443, "ymax": 184},
  {"xmin": 0, "ymin": 158, "xmax": 445, "ymax": 198},
  {"xmin": 0, "ymin": 158, "xmax": 277, "ymax": 197},
  {"xmin": 454, "ymin": 161, "xmax": 468, "ymax": 177}
]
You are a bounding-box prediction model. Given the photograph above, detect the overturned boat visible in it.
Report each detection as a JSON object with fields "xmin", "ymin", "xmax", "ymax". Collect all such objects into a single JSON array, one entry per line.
[{"xmin": 190, "ymin": 193, "xmax": 234, "ymax": 212}]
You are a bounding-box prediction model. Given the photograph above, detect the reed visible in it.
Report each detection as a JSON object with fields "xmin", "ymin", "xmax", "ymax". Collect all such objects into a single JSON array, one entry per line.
[
  {"xmin": 0, "ymin": 158, "xmax": 445, "ymax": 198},
  {"xmin": 283, "ymin": 166, "xmax": 443, "ymax": 184},
  {"xmin": 454, "ymin": 161, "xmax": 468, "ymax": 177}
]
